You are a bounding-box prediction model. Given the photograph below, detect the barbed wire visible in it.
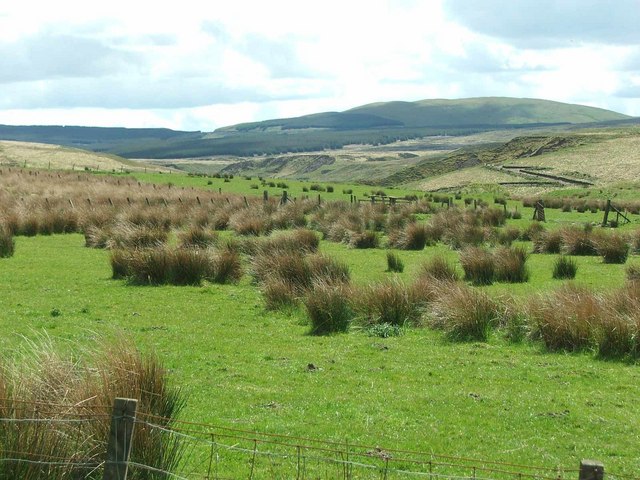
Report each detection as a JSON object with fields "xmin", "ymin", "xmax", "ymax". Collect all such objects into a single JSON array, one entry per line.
[
  {"xmin": 128, "ymin": 461, "xmax": 191, "ymax": 479},
  {"xmin": 0, "ymin": 416, "xmax": 106, "ymax": 423},
  {"xmin": 0, "ymin": 401, "xmax": 637, "ymax": 480},
  {"xmin": 136, "ymin": 413, "xmax": 577, "ymax": 477},
  {"xmin": 0, "ymin": 397, "xmax": 114, "ymax": 409},
  {"xmin": 0, "ymin": 457, "xmax": 101, "ymax": 469},
  {"xmin": 135, "ymin": 418, "xmax": 580, "ymax": 480}
]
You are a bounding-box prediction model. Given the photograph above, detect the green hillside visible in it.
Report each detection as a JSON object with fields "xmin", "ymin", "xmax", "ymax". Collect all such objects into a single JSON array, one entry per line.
[
  {"xmin": 0, "ymin": 140, "xmax": 167, "ymax": 172},
  {"xmin": 224, "ymin": 97, "xmax": 630, "ymax": 132},
  {"xmin": 0, "ymin": 98, "xmax": 631, "ymax": 159},
  {"xmin": 348, "ymin": 97, "xmax": 629, "ymax": 127}
]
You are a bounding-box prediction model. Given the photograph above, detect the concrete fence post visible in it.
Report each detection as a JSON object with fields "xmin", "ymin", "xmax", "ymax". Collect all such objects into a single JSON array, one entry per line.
[
  {"xmin": 579, "ymin": 460, "xmax": 604, "ymax": 480},
  {"xmin": 103, "ymin": 398, "xmax": 138, "ymax": 480}
]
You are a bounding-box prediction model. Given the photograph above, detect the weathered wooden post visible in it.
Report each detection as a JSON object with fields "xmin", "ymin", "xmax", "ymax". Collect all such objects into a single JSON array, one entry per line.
[
  {"xmin": 263, "ymin": 190, "xmax": 269, "ymax": 203},
  {"xmin": 579, "ymin": 460, "xmax": 604, "ymax": 480},
  {"xmin": 533, "ymin": 200, "xmax": 546, "ymax": 222},
  {"xmin": 103, "ymin": 398, "xmax": 138, "ymax": 480},
  {"xmin": 602, "ymin": 199, "xmax": 611, "ymax": 227}
]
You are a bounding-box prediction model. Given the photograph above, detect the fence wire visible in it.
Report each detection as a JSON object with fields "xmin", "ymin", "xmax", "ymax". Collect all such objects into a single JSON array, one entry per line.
[
  {"xmin": 131, "ymin": 417, "xmax": 582, "ymax": 480},
  {"xmin": 0, "ymin": 398, "xmax": 638, "ymax": 480}
]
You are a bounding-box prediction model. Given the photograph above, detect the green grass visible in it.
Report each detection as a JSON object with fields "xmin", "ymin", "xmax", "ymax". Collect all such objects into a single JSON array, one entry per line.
[
  {"xmin": 129, "ymin": 171, "xmax": 423, "ymax": 202},
  {"xmin": 1, "ymin": 233, "xmax": 640, "ymax": 476}
]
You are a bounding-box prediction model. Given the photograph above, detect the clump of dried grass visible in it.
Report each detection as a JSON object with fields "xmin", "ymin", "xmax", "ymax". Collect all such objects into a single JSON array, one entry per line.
[{"xmin": 0, "ymin": 336, "xmax": 186, "ymax": 479}]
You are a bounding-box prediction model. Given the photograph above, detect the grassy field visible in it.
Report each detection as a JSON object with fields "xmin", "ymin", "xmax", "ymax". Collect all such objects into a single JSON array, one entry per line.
[
  {"xmin": 502, "ymin": 130, "xmax": 640, "ymax": 184},
  {"xmin": 412, "ymin": 165, "xmax": 532, "ymax": 192},
  {"xmin": 130, "ymin": 170, "xmax": 424, "ymax": 202},
  {"xmin": 0, "ymin": 140, "xmax": 161, "ymax": 172},
  {"xmin": 1, "ymin": 229, "xmax": 640, "ymax": 476},
  {"xmin": 2, "ymin": 168, "xmax": 640, "ymax": 477}
]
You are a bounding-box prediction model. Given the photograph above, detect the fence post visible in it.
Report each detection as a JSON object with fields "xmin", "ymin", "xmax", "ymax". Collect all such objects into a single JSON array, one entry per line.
[
  {"xmin": 103, "ymin": 397, "xmax": 138, "ymax": 480},
  {"xmin": 579, "ymin": 460, "xmax": 604, "ymax": 480}
]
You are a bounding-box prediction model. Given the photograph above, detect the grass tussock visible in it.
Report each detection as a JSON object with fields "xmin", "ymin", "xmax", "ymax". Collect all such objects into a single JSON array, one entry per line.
[
  {"xmin": 263, "ymin": 277, "xmax": 298, "ymax": 310},
  {"xmin": 0, "ymin": 226, "xmax": 15, "ymax": 258},
  {"xmin": 348, "ymin": 230, "xmax": 379, "ymax": 249},
  {"xmin": 419, "ymin": 256, "xmax": 460, "ymax": 282},
  {"xmin": 496, "ymin": 226, "xmax": 521, "ymax": 246},
  {"xmin": 388, "ymin": 222, "xmax": 429, "ymax": 250},
  {"xmin": 626, "ymin": 264, "xmax": 640, "ymax": 282},
  {"xmin": 306, "ymin": 254, "xmax": 351, "ymax": 285},
  {"xmin": 84, "ymin": 225, "xmax": 111, "ymax": 248},
  {"xmin": 229, "ymin": 208, "xmax": 272, "ymax": 236},
  {"xmin": 596, "ymin": 232, "xmax": 630, "ymax": 264},
  {"xmin": 459, "ymin": 247, "xmax": 495, "ymax": 285},
  {"xmin": 178, "ymin": 225, "xmax": 219, "ymax": 248},
  {"xmin": 430, "ymin": 282, "xmax": 500, "ymax": 341},
  {"xmin": 520, "ymin": 222, "xmax": 545, "ymax": 241},
  {"xmin": 110, "ymin": 247, "xmax": 242, "ymax": 285},
  {"xmin": 552, "ymin": 256, "xmax": 578, "ymax": 279},
  {"xmin": 0, "ymin": 336, "xmax": 185, "ymax": 480},
  {"xmin": 253, "ymin": 250, "xmax": 350, "ymax": 309},
  {"xmin": 561, "ymin": 226, "xmax": 599, "ymax": 256},
  {"xmin": 386, "ymin": 251, "xmax": 404, "ymax": 273},
  {"xmin": 304, "ymin": 281, "xmax": 354, "ymax": 335},
  {"xmin": 353, "ymin": 278, "xmax": 424, "ymax": 326},
  {"xmin": 528, "ymin": 284, "xmax": 601, "ymax": 352},
  {"xmin": 244, "ymin": 229, "xmax": 320, "ymax": 256},
  {"xmin": 533, "ymin": 229, "xmax": 563, "ymax": 254},
  {"xmin": 105, "ymin": 222, "xmax": 168, "ymax": 249},
  {"xmin": 494, "ymin": 246, "xmax": 529, "ymax": 283}
]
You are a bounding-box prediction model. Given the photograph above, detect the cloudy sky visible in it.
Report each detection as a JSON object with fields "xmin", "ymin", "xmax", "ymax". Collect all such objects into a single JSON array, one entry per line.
[{"xmin": 0, "ymin": 0, "xmax": 639, "ymax": 131}]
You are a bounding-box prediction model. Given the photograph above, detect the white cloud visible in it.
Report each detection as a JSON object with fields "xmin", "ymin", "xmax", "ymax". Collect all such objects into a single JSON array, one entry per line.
[{"xmin": 0, "ymin": 0, "xmax": 638, "ymax": 130}]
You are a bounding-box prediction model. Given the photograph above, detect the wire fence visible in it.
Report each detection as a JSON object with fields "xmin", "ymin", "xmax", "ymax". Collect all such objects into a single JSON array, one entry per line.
[{"xmin": 0, "ymin": 397, "xmax": 637, "ymax": 480}]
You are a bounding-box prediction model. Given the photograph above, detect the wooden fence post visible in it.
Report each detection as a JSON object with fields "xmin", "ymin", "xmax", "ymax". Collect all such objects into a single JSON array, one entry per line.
[
  {"xmin": 103, "ymin": 397, "xmax": 138, "ymax": 480},
  {"xmin": 579, "ymin": 460, "xmax": 604, "ymax": 480},
  {"xmin": 602, "ymin": 199, "xmax": 611, "ymax": 227}
]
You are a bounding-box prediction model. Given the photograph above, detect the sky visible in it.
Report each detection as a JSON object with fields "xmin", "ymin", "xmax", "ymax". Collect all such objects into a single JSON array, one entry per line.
[{"xmin": 0, "ymin": 0, "xmax": 639, "ymax": 131}]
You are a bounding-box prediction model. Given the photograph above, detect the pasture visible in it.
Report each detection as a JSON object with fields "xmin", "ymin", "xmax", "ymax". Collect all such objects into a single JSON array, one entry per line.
[{"xmin": 1, "ymin": 167, "xmax": 640, "ymax": 478}]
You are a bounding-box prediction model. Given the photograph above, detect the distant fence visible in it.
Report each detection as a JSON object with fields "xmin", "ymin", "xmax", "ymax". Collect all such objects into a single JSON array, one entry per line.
[{"xmin": 0, "ymin": 397, "xmax": 637, "ymax": 480}]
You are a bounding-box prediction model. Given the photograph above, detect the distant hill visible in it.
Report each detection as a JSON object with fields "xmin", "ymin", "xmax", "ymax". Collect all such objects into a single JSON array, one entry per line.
[
  {"xmin": 222, "ymin": 97, "xmax": 630, "ymax": 132},
  {"xmin": 0, "ymin": 98, "xmax": 632, "ymax": 158},
  {"xmin": 0, "ymin": 124, "xmax": 199, "ymax": 146},
  {"xmin": 0, "ymin": 140, "xmax": 159, "ymax": 172}
]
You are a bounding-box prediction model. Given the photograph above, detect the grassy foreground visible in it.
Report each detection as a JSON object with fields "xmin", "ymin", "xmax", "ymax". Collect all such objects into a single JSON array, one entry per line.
[{"xmin": 1, "ymin": 233, "xmax": 639, "ymax": 475}]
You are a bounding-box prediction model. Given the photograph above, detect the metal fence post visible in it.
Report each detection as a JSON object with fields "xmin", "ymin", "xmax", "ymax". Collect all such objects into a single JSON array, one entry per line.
[{"xmin": 103, "ymin": 398, "xmax": 138, "ymax": 480}]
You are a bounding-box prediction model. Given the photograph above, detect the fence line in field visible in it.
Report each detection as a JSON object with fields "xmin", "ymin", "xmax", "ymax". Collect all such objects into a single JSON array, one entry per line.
[{"xmin": 0, "ymin": 397, "xmax": 633, "ymax": 480}]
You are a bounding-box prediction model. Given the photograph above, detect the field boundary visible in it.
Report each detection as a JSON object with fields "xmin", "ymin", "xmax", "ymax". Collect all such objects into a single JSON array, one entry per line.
[{"xmin": 1, "ymin": 397, "xmax": 636, "ymax": 480}]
